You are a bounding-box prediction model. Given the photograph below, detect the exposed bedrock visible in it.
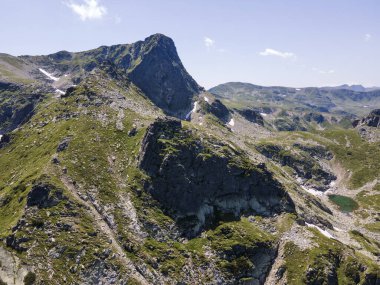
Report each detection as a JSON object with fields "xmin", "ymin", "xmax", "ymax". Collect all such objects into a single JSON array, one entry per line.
[{"xmin": 139, "ymin": 118, "xmax": 295, "ymax": 237}]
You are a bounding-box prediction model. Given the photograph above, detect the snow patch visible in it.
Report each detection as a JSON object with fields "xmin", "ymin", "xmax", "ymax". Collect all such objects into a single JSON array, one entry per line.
[
  {"xmin": 185, "ymin": 102, "xmax": 199, "ymax": 120},
  {"xmin": 301, "ymin": 185, "xmax": 323, "ymax": 197},
  {"xmin": 296, "ymin": 88, "xmax": 301, "ymax": 91},
  {"xmin": 260, "ymin": 113, "xmax": 268, "ymax": 117},
  {"xmin": 228, "ymin": 118, "xmax": 235, "ymax": 126},
  {"xmin": 39, "ymin": 68, "xmax": 59, "ymax": 81},
  {"xmin": 204, "ymin": 97, "xmax": 210, "ymax": 103},
  {"xmin": 0, "ymin": 135, "xmax": 2, "ymax": 141},
  {"xmin": 55, "ymin": 89, "xmax": 65, "ymax": 95},
  {"xmin": 306, "ymin": 222, "xmax": 334, "ymax": 239},
  {"xmin": 333, "ymin": 227, "xmax": 343, "ymax": 232}
]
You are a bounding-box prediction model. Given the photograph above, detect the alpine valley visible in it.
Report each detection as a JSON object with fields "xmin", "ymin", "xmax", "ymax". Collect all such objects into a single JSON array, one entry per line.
[{"xmin": 0, "ymin": 34, "xmax": 379, "ymax": 285}]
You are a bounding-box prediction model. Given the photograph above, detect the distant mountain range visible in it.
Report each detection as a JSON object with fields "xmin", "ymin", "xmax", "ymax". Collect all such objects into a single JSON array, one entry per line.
[
  {"xmin": 209, "ymin": 82, "xmax": 380, "ymax": 118},
  {"xmin": 321, "ymin": 84, "xmax": 380, "ymax": 92}
]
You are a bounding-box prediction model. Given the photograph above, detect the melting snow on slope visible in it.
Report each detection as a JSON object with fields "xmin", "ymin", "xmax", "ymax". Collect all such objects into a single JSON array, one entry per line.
[
  {"xmin": 301, "ymin": 185, "xmax": 323, "ymax": 197},
  {"xmin": 39, "ymin": 68, "xmax": 59, "ymax": 81},
  {"xmin": 55, "ymin": 89, "xmax": 65, "ymax": 95},
  {"xmin": 306, "ymin": 222, "xmax": 334, "ymax": 239},
  {"xmin": 228, "ymin": 118, "xmax": 235, "ymax": 126},
  {"xmin": 0, "ymin": 135, "xmax": 2, "ymax": 141},
  {"xmin": 260, "ymin": 113, "xmax": 268, "ymax": 117},
  {"xmin": 186, "ymin": 102, "xmax": 198, "ymax": 120},
  {"xmin": 204, "ymin": 97, "xmax": 210, "ymax": 103}
]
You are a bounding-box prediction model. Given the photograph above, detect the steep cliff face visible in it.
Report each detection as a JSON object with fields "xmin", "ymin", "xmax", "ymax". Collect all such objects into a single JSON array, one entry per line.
[
  {"xmin": 139, "ymin": 118, "xmax": 295, "ymax": 236},
  {"xmin": 0, "ymin": 83, "xmax": 44, "ymax": 134},
  {"xmin": 126, "ymin": 34, "xmax": 201, "ymax": 118}
]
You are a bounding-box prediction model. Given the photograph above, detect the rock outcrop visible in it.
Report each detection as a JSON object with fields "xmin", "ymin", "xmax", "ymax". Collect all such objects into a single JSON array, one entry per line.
[
  {"xmin": 139, "ymin": 118, "xmax": 295, "ymax": 237},
  {"xmin": 353, "ymin": 109, "xmax": 380, "ymax": 128},
  {"xmin": 236, "ymin": 108, "xmax": 264, "ymax": 125},
  {"xmin": 27, "ymin": 183, "xmax": 66, "ymax": 209},
  {"xmin": 0, "ymin": 83, "xmax": 43, "ymax": 133},
  {"xmin": 197, "ymin": 98, "xmax": 231, "ymax": 123},
  {"xmin": 256, "ymin": 143, "xmax": 335, "ymax": 191}
]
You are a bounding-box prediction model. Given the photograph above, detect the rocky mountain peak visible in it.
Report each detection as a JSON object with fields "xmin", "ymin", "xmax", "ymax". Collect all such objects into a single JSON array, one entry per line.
[{"xmin": 126, "ymin": 34, "xmax": 201, "ymax": 118}]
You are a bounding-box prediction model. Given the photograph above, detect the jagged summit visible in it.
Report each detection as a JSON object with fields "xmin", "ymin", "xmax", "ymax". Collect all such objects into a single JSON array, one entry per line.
[{"xmin": 5, "ymin": 33, "xmax": 201, "ymax": 118}]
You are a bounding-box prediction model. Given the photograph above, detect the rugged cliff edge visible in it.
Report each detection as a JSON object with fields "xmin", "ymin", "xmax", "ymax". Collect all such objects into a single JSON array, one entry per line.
[{"xmin": 139, "ymin": 118, "xmax": 295, "ymax": 236}]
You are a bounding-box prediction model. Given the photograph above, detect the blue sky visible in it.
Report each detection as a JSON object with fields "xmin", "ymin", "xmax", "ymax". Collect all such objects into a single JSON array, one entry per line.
[{"xmin": 1, "ymin": 0, "xmax": 379, "ymax": 88}]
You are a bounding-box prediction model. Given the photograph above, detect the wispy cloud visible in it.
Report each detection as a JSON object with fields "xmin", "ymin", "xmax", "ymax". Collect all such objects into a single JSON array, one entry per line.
[
  {"xmin": 364, "ymin": 33, "xmax": 372, "ymax": 42},
  {"xmin": 259, "ymin": 48, "xmax": 296, "ymax": 59},
  {"xmin": 204, "ymin": 37, "xmax": 215, "ymax": 48},
  {"xmin": 312, "ymin": 67, "xmax": 335, "ymax": 74},
  {"xmin": 65, "ymin": 0, "xmax": 107, "ymax": 21}
]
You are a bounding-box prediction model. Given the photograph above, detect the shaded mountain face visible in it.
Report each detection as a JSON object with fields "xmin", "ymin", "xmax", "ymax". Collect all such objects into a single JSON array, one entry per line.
[
  {"xmin": 0, "ymin": 34, "xmax": 200, "ymax": 131},
  {"xmin": 26, "ymin": 33, "xmax": 201, "ymax": 118},
  {"xmin": 139, "ymin": 118, "xmax": 294, "ymax": 237},
  {"xmin": 0, "ymin": 35, "xmax": 379, "ymax": 285}
]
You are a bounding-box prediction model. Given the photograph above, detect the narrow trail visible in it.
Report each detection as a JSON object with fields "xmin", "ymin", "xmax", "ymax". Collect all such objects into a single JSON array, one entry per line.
[{"xmin": 60, "ymin": 175, "xmax": 149, "ymax": 285}]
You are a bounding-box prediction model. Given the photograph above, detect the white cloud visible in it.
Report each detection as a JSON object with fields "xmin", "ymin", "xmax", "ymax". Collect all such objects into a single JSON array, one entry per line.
[
  {"xmin": 204, "ymin": 37, "xmax": 215, "ymax": 48},
  {"xmin": 364, "ymin": 33, "xmax": 372, "ymax": 42},
  {"xmin": 259, "ymin": 48, "xmax": 296, "ymax": 59},
  {"xmin": 312, "ymin": 67, "xmax": 335, "ymax": 74},
  {"xmin": 66, "ymin": 0, "xmax": 107, "ymax": 21}
]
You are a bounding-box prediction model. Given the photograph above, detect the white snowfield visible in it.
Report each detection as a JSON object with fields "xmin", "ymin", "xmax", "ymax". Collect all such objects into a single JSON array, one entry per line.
[
  {"xmin": 0, "ymin": 135, "xmax": 3, "ymax": 141},
  {"xmin": 228, "ymin": 118, "xmax": 235, "ymax": 126},
  {"xmin": 204, "ymin": 97, "xmax": 210, "ymax": 103},
  {"xmin": 260, "ymin": 113, "xmax": 268, "ymax": 117},
  {"xmin": 39, "ymin": 68, "xmax": 59, "ymax": 81},
  {"xmin": 186, "ymin": 102, "xmax": 199, "ymax": 120},
  {"xmin": 306, "ymin": 222, "xmax": 335, "ymax": 239}
]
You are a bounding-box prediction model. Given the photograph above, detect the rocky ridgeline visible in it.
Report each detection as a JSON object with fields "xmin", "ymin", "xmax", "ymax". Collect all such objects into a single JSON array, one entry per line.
[{"xmin": 23, "ymin": 34, "xmax": 202, "ymax": 118}]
